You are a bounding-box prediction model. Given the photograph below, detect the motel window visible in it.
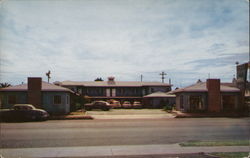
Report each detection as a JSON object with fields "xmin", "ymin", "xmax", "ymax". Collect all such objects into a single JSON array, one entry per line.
[
  {"xmin": 180, "ymin": 95, "xmax": 184, "ymax": 109},
  {"xmin": 134, "ymin": 88, "xmax": 138, "ymax": 94},
  {"xmin": 54, "ymin": 95, "xmax": 62, "ymax": 105},
  {"xmin": 66, "ymin": 95, "xmax": 69, "ymax": 105},
  {"xmin": 8, "ymin": 95, "xmax": 16, "ymax": 104},
  {"xmin": 98, "ymin": 89, "xmax": 102, "ymax": 95}
]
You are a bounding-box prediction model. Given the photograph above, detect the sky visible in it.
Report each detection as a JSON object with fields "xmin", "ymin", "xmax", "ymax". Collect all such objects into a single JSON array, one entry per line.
[{"xmin": 0, "ymin": 0, "xmax": 249, "ymax": 88}]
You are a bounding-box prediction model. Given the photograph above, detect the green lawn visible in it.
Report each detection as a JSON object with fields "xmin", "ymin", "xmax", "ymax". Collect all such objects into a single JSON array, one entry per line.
[
  {"xmin": 179, "ymin": 140, "xmax": 250, "ymax": 147},
  {"xmin": 211, "ymin": 152, "xmax": 249, "ymax": 158}
]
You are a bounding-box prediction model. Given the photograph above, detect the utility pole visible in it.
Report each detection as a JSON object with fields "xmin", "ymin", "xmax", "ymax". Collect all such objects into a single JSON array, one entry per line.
[
  {"xmin": 159, "ymin": 71, "xmax": 167, "ymax": 83},
  {"xmin": 140, "ymin": 74, "xmax": 143, "ymax": 82},
  {"xmin": 46, "ymin": 70, "xmax": 51, "ymax": 83},
  {"xmin": 235, "ymin": 61, "xmax": 239, "ymax": 80}
]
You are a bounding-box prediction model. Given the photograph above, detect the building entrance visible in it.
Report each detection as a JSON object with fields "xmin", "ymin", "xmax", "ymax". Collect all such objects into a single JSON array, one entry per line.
[
  {"xmin": 189, "ymin": 96, "xmax": 203, "ymax": 112},
  {"xmin": 222, "ymin": 95, "xmax": 235, "ymax": 111}
]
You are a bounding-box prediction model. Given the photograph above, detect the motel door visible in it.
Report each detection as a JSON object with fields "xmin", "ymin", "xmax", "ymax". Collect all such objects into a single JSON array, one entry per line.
[
  {"xmin": 106, "ymin": 88, "xmax": 116, "ymax": 97},
  {"xmin": 222, "ymin": 95, "xmax": 235, "ymax": 111},
  {"xmin": 190, "ymin": 96, "xmax": 202, "ymax": 112},
  {"xmin": 106, "ymin": 89, "xmax": 110, "ymax": 97}
]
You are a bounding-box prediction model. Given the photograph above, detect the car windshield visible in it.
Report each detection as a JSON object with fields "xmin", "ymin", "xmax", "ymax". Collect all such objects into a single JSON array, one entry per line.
[{"xmin": 14, "ymin": 106, "xmax": 28, "ymax": 110}]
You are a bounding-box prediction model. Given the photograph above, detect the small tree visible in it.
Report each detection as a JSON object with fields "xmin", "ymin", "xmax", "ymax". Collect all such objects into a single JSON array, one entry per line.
[{"xmin": 0, "ymin": 82, "xmax": 11, "ymax": 88}]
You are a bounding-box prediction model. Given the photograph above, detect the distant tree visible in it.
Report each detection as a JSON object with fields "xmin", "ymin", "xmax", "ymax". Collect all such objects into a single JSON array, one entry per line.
[
  {"xmin": 0, "ymin": 82, "xmax": 11, "ymax": 88},
  {"xmin": 94, "ymin": 77, "xmax": 104, "ymax": 81}
]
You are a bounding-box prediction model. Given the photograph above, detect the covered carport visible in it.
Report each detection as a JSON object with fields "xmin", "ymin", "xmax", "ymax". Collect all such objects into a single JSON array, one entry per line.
[{"xmin": 143, "ymin": 91, "xmax": 176, "ymax": 108}]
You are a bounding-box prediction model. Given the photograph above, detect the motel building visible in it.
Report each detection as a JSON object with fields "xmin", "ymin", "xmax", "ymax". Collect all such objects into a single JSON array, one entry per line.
[{"xmin": 55, "ymin": 77, "xmax": 173, "ymax": 107}]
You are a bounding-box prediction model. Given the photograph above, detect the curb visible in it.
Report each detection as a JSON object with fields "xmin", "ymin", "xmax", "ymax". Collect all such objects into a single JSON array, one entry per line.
[
  {"xmin": 49, "ymin": 115, "xmax": 93, "ymax": 120},
  {"xmin": 172, "ymin": 111, "xmax": 250, "ymax": 118},
  {"xmin": 175, "ymin": 114, "xmax": 249, "ymax": 118}
]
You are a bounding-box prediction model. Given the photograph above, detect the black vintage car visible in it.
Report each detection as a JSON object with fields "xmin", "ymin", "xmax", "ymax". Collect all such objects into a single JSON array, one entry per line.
[
  {"xmin": 0, "ymin": 104, "xmax": 49, "ymax": 122},
  {"xmin": 84, "ymin": 101, "xmax": 112, "ymax": 111}
]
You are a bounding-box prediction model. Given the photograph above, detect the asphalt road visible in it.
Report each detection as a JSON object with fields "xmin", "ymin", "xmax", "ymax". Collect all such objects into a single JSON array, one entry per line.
[{"xmin": 0, "ymin": 118, "xmax": 250, "ymax": 149}]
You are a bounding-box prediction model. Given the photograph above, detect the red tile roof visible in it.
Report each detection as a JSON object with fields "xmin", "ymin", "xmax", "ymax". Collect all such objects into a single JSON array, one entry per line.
[
  {"xmin": 172, "ymin": 82, "xmax": 240, "ymax": 93},
  {"xmin": 0, "ymin": 82, "xmax": 73, "ymax": 93},
  {"xmin": 56, "ymin": 81, "xmax": 171, "ymax": 87}
]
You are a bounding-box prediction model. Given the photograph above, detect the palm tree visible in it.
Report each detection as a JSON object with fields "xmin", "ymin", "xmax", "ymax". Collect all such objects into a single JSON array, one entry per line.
[{"xmin": 0, "ymin": 82, "xmax": 11, "ymax": 88}]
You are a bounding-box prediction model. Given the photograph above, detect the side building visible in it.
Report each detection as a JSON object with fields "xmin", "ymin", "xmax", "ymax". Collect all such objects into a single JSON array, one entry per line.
[
  {"xmin": 173, "ymin": 79, "xmax": 242, "ymax": 112},
  {"xmin": 0, "ymin": 77, "xmax": 74, "ymax": 114},
  {"xmin": 55, "ymin": 77, "xmax": 172, "ymax": 107}
]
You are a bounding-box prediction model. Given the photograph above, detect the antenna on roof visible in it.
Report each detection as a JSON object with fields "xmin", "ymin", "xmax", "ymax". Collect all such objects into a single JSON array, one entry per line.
[
  {"xmin": 140, "ymin": 74, "xmax": 143, "ymax": 82},
  {"xmin": 46, "ymin": 70, "xmax": 51, "ymax": 83},
  {"xmin": 159, "ymin": 71, "xmax": 167, "ymax": 83}
]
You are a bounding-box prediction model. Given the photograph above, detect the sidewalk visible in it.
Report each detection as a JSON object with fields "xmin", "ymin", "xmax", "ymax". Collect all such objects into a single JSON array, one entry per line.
[{"xmin": 1, "ymin": 144, "xmax": 249, "ymax": 158}]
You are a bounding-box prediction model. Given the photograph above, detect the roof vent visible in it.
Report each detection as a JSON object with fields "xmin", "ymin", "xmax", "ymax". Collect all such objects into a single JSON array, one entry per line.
[
  {"xmin": 53, "ymin": 81, "xmax": 61, "ymax": 86},
  {"xmin": 197, "ymin": 79, "xmax": 202, "ymax": 83}
]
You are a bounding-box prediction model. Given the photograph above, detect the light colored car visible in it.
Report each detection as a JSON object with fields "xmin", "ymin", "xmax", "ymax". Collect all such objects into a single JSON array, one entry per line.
[
  {"xmin": 110, "ymin": 100, "xmax": 121, "ymax": 108},
  {"xmin": 133, "ymin": 101, "xmax": 142, "ymax": 109},
  {"xmin": 84, "ymin": 101, "xmax": 112, "ymax": 111},
  {"xmin": 122, "ymin": 101, "xmax": 132, "ymax": 108}
]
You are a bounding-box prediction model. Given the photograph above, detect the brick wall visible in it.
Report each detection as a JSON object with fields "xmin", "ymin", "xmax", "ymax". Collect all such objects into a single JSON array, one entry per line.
[
  {"xmin": 207, "ymin": 79, "xmax": 221, "ymax": 112},
  {"xmin": 28, "ymin": 77, "xmax": 42, "ymax": 108}
]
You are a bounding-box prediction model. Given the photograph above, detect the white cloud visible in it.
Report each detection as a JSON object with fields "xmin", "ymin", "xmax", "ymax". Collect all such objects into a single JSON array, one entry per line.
[{"xmin": 0, "ymin": 0, "xmax": 249, "ymax": 87}]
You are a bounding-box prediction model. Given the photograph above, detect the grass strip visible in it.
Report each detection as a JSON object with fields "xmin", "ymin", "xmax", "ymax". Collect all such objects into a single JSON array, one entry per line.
[
  {"xmin": 180, "ymin": 140, "xmax": 250, "ymax": 147},
  {"xmin": 210, "ymin": 152, "xmax": 249, "ymax": 158}
]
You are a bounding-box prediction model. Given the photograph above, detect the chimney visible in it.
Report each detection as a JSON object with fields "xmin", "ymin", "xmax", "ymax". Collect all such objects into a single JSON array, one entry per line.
[
  {"xmin": 206, "ymin": 79, "xmax": 221, "ymax": 112},
  {"xmin": 28, "ymin": 77, "xmax": 42, "ymax": 108},
  {"xmin": 107, "ymin": 76, "xmax": 115, "ymax": 85}
]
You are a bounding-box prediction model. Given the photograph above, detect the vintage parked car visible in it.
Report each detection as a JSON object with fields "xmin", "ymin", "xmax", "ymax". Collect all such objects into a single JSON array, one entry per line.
[
  {"xmin": 0, "ymin": 104, "xmax": 49, "ymax": 122},
  {"xmin": 122, "ymin": 101, "xmax": 132, "ymax": 108},
  {"xmin": 109, "ymin": 100, "xmax": 121, "ymax": 108},
  {"xmin": 133, "ymin": 101, "xmax": 142, "ymax": 109},
  {"xmin": 84, "ymin": 101, "xmax": 112, "ymax": 111}
]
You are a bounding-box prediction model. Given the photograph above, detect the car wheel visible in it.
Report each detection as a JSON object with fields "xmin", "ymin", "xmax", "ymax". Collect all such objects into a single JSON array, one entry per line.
[
  {"xmin": 31, "ymin": 115, "xmax": 37, "ymax": 121},
  {"xmin": 102, "ymin": 107, "xmax": 109, "ymax": 111},
  {"xmin": 85, "ymin": 107, "xmax": 91, "ymax": 111}
]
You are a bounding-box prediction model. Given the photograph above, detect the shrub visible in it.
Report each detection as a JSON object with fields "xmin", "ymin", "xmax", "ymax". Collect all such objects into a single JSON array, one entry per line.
[
  {"xmin": 75, "ymin": 103, "xmax": 83, "ymax": 110},
  {"xmin": 164, "ymin": 105, "xmax": 172, "ymax": 111}
]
